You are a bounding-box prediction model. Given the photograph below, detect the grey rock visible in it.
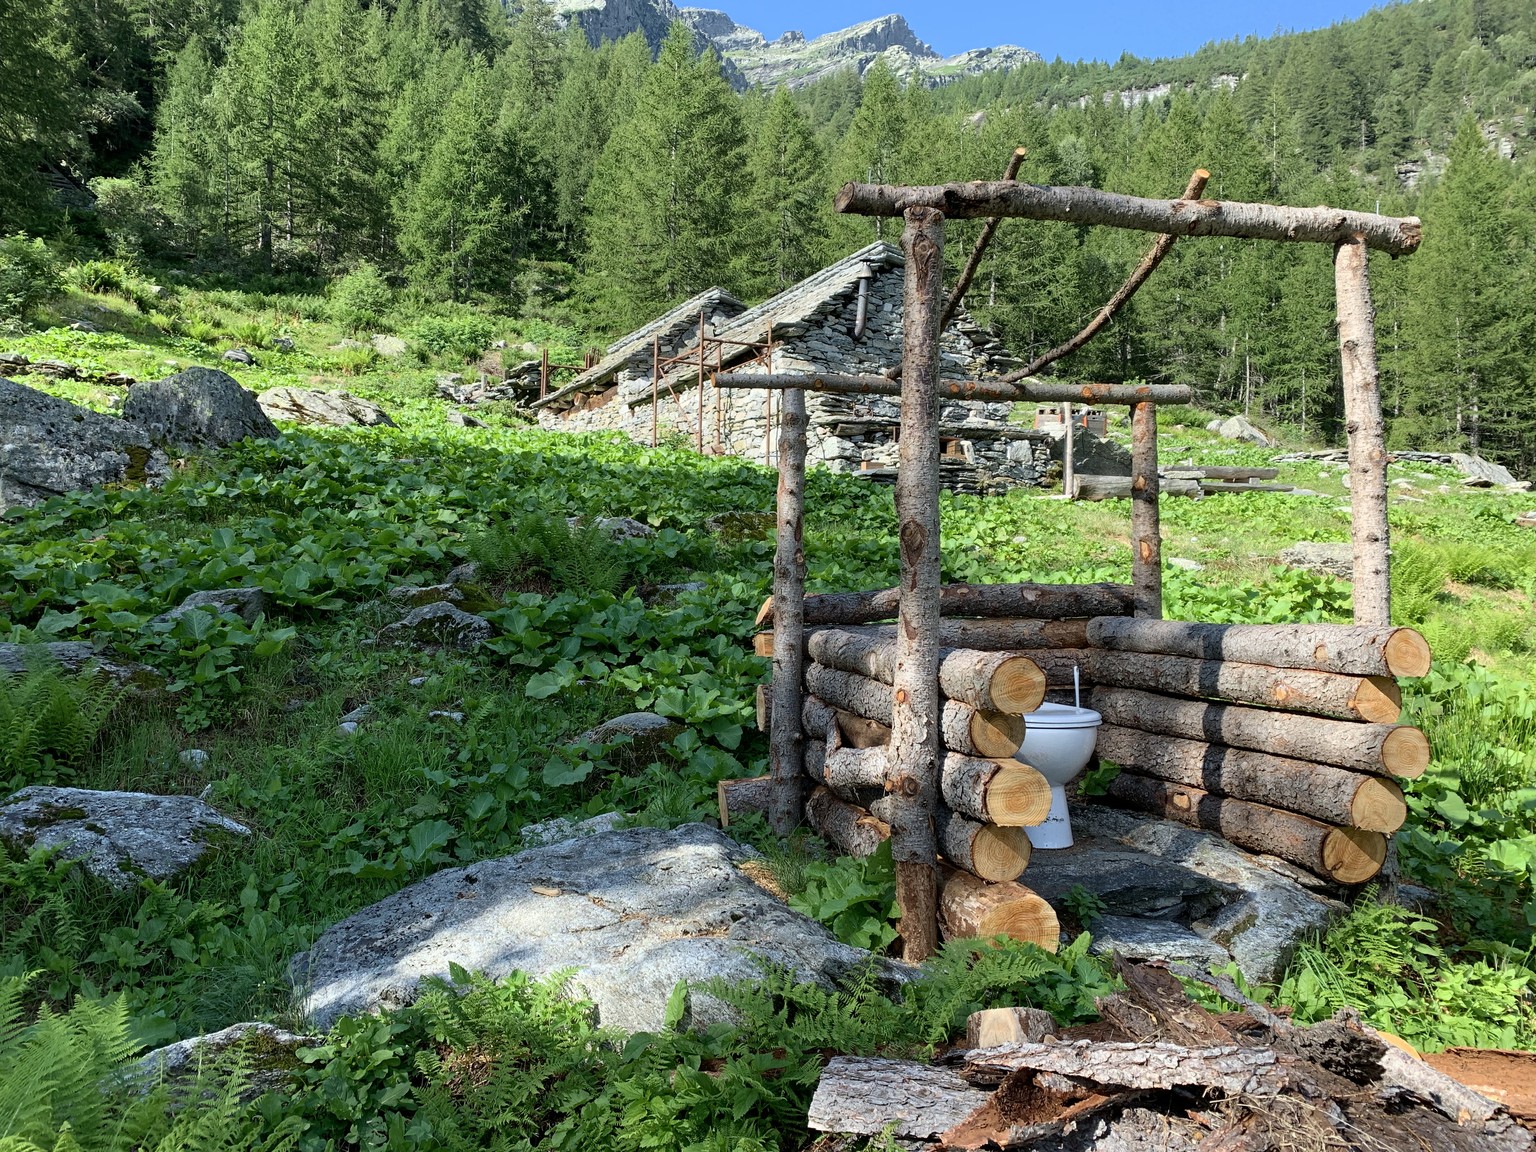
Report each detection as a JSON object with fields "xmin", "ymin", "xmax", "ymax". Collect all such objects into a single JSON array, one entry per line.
[
  {"xmin": 518, "ymin": 811, "xmax": 626, "ymax": 848},
  {"xmin": 446, "ymin": 410, "xmax": 486, "ymax": 428},
  {"xmin": 154, "ymin": 587, "xmax": 272, "ymax": 627},
  {"xmin": 1447, "ymin": 453, "xmax": 1517, "ymax": 487},
  {"xmin": 257, "ymin": 387, "xmax": 395, "ymax": 429},
  {"xmin": 0, "ymin": 640, "xmax": 157, "ymax": 687},
  {"xmin": 0, "ymin": 352, "xmax": 29, "ymax": 368},
  {"xmin": 220, "ymin": 348, "xmax": 255, "ymax": 365},
  {"xmin": 1167, "ymin": 557, "xmax": 1204, "ymax": 572},
  {"xmin": 0, "ymin": 377, "xmax": 170, "ymax": 506},
  {"xmin": 331, "ymin": 339, "xmax": 369, "ymax": 351},
  {"xmin": 69, "ymin": 320, "xmax": 98, "ymax": 333},
  {"xmin": 0, "ymin": 786, "xmax": 250, "ymax": 888},
  {"xmin": 290, "ymin": 823, "xmax": 909, "ymax": 1031},
  {"xmin": 273, "ymin": 336, "xmax": 295, "ymax": 353},
  {"xmin": 29, "ymin": 359, "xmax": 77, "ymax": 378},
  {"xmin": 407, "ymin": 676, "xmax": 428, "ymax": 688},
  {"xmin": 370, "ymin": 334, "xmax": 408, "ymax": 358},
  {"xmin": 1089, "ymin": 915, "xmax": 1232, "ymax": 967},
  {"xmin": 123, "ymin": 368, "xmax": 279, "ymax": 450},
  {"xmin": 1278, "ymin": 542, "xmax": 1354, "ymax": 580},
  {"xmin": 336, "ymin": 721, "xmax": 360, "ymax": 736},
  {"xmin": 338, "ymin": 704, "xmax": 373, "ymax": 726},
  {"xmin": 1217, "ymin": 415, "xmax": 1275, "ymax": 446},
  {"xmin": 644, "ymin": 580, "xmax": 707, "ymax": 604},
  {"xmin": 128, "ymin": 1022, "xmax": 315, "ymax": 1099},
  {"xmin": 575, "ymin": 711, "xmax": 681, "ymax": 765},
  {"xmin": 429, "ymin": 710, "xmax": 465, "ymax": 723},
  {"xmin": 179, "ymin": 749, "xmax": 211, "ymax": 770},
  {"xmin": 445, "ymin": 560, "xmax": 481, "ymax": 586},
  {"xmin": 1517, "ymin": 511, "xmax": 1536, "ymax": 529},
  {"xmin": 569, "ymin": 515, "xmax": 656, "ymax": 540},
  {"xmin": 386, "ymin": 583, "xmax": 483, "ymax": 610},
  {"xmin": 379, "ymin": 602, "xmax": 492, "ymax": 651}
]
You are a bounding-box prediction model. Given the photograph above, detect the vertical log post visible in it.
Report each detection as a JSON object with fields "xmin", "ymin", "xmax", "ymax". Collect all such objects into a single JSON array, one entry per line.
[
  {"xmin": 890, "ymin": 205, "xmax": 946, "ymax": 962},
  {"xmin": 697, "ymin": 309, "xmax": 707, "ymax": 453},
  {"xmin": 769, "ymin": 385, "xmax": 808, "ymax": 835},
  {"xmin": 1130, "ymin": 401, "xmax": 1163, "ymax": 619},
  {"xmin": 1063, "ymin": 402, "xmax": 1076, "ymax": 499},
  {"xmin": 540, "ymin": 348, "xmax": 549, "ymax": 400},
  {"xmin": 651, "ymin": 334, "xmax": 660, "ymax": 448},
  {"xmin": 1335, "ymin": 235, "xmax": 1391, "ymax": 627}
]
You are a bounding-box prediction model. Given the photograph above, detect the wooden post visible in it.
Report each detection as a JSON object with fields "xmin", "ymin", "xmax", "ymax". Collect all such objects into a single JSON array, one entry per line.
[
  {"xmin": 769, "ymin": 377, "xmax": 809, "ymax": 836},
  {"xmin": 651, "ymin": 334, "xmax": 660, "ymax": 448},
  {"xmin": 1063, "ymin": 402, "xmax": 1075, "ymax": 499},
  {"xmin": 889, "ymin": 205, "xmax": 945, "ymax": 962},
  {"xmin": 540, "ymin": 348, "xmax": 549, "ymax": 400},
  {"xmin": 714, "ymin": 345, "xmax": 723, "ymax": 453},
  {"xmin": 1335, "ymin": 235, "xmax": 1391, "ymax": 627},
  {"xmin": 941, "ymin": 147, "xmax": 1027, "ymax": 330},
  {"xmin": 697, "ymin": 309, "xmax": 707, "ymax": 453},
  {"xmin": 1131, "ymin": 401, "xmax": 1162, "ymax": 618}
]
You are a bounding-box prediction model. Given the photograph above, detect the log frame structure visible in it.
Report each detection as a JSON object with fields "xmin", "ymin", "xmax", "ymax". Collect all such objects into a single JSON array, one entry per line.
[{"xmin": 728, "ymin": 160, "xmax": 1421, "ymax": 958}]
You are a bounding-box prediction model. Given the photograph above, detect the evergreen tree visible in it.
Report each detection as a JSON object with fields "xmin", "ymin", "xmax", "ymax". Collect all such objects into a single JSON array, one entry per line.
[
  {"xmin": 149, "ymin": 35, "xmax": 218, "ymax": 246},
  {"xmin": 740, "ymin": 86, "xmax": 827, "ymax": 298},
  {"xmin": 0, "ymin": 0, "xmax": 79, "ymax": 228},
  {"xmin": 579, "ymin": 23, "xmax": 745, "ymax": 327},
  {"xmin": 830, "ymin": 59, "xmax": 909, "ymax": 245}
]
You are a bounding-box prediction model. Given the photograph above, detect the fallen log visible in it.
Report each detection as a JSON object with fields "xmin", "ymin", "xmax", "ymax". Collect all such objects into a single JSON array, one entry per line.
[
  {"xmin": 941, "ymin": 868, "xmax": 1059, "ymax": 950},
  {"xmin": 810, "ymin": 741, "xmax": 1051, "ymax": 826},
  {"xmin": 1073, "ymin": 473, "xmax": 1202, "ymax": 501},
  {"xmin": 807, "ymin": 1056, "xmax": 991, "ymax": 1138},
  {"xmin": 806, "ymin": 663, "xmax": 1024, "ymax": 757},
  {"xmin": 1095, "ymin": 724, "xmax": 1407, "ymax": 832},
  {"xmin": 1085, "ymin": 618, "xmax": 1432, "ymax": 679},
  {"xmin": 808, "ymin": 627, "xmax": 1046, "ymax": 714},
  {"xmin": 1103, "ymin": 772, "xmax": 1387, "ymax": 884},
  {"xmin": 1085, "ymin": 649, "xmax": 1402, "ymax": 723},
  {"xmin": 759, "ymin": 582, "xmax": 1135, "ymax": 628},
  {"xmin": 1085, "ymin": 686, "xmax": 1429, "ymax": 778},
  {"xmin": 935, "ymin": 808, "xmax": 1031, "ymax": 882},
  {"xmin": 805, "ymin": 786, "xmax": 889, "ymax": 858}
]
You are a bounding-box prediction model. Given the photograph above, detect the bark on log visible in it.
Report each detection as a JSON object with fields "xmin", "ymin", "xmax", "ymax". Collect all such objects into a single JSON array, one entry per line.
[
  {"xmin": 802, "ymin": 693, "xmax": 890, "ymax": 748},
  {"xmin": 1131, "ymin": 402, "xmax": 1163, "ymax": 619},
  {"xmin": 717, "ymin": 776, "xmax": 812, "ymax": 828},
  {"xmin": 889, "ymin": 205, "xmax": 945, "ymax": 962},
  {"xmin": 957, "ymin": 1039, "xmax": 1286, "ymax": 1095},
  {"xmin": 1020, "ymin": 648, "xmax": 1096, "ymax": 688},
  {"xmin": 1095, "ymin": 724, "xmax": 1407, "ymax": 832},
  {"xmin": 769, "ymin": 378, "xmax": 809, "ymax": 836},
  {"xmin": 807, "ymin": 627, "xmax": 1046, "ymax": 714},
  {"xmin": 806, "ymin": 663, "xmax": 1025, "ymax": 757},
  {"xmin": 1103, "ymin": 772, "xmax": 1387, "ymax": 883},
  {"xmin": 1005, "ymin": 169, "xmax": 1210, "ymax": 383},
  {"xmin": 807, "ymin": 1056, "xmax": 991, "ymax": 1138},
  {"xmin": 715, "ymin": 372, "xmax": 1192, "ymax": 406},
  {"xmin": 941, "ymin": 868, "xmax": 1060, "ymax": 950},
  {"xmin": 1073, "ymin": 473, "xmax": 1202, "ymax": 501},
  {"xmin": 1086, "ymin": 618, "xmax": 1432, "ymax": 678},
  {"xmin": 805, "ymin": 785, "xmax": 890, "ymax": 859},
  {"xmin": 830, "ymin": 618, "xmax": 1093, "ymax": 652},
  {"xmin": 1084, "ymin": 649, "xmax": 1402, "ymax": 723},
  {"xmin": 811, "ymin": 741, "xmax": 1051, "ymax": 826},
  {"xmin": 965, "ymin": 1007, "xmax": 1059, "ymax": 1049},
  {"xmin": 762, "ymin": 582, "xmax": 1135, "ymax": 627},
  {"xmin": 935, "ymin": 808, "xmax": 1031, "ymax": 882},
  {"xmin": 1335, "ymin": 235, "xmax": 1392, "ymax": 627},
  {"xmin": 755, "ymin": 683, "xmax": 770, "ymax": 732},
  {"xmin": 1085, "ymin": 687, "xmax": 1429, "ymax": 778},
  {"xmin": 835, "ymin": 181, "xmax": 1423, "ymax": 255}
]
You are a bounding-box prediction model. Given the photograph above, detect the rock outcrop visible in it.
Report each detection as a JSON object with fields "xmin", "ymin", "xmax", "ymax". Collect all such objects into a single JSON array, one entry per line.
[
  {"xmin": 378, "ymin": 602, "xmax": 493, "ymax": 650},
  {"xmin": 257, "ymin": 387, "xmax": 396, "ymax": 428},
  {"xmin": 1278, "ymin": 542, "xmax": 1354, "ymax": 580},
  {"xmin": 0, "ymin": 641, "xmax": 158, "ymax": 688},
  {"xmin": 123, "ymin": 367, "xmax": 279, "ymax": 450},
  {"xmin": 290, "ymin": 823, "xmax": 909, "ymax": 1031},
  {"xmin": 0, "ymin": 787, "xmax": 251, "ymax": 888},
  {"xmin": 0, "ymin": 377, "xmax": 169, "ymax": 506},
  {"xmin": 154, "ymin": 587, "xmax": 273, "ymax": 627}
]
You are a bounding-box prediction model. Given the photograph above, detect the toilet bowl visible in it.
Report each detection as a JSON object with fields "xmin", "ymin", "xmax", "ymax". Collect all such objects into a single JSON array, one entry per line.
[{"xmin": 1018, "ymin": 702, "xmax": 1103, "ymax": 850}]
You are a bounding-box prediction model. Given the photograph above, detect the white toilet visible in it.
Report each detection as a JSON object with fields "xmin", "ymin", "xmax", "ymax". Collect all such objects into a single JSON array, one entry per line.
[{"xmin": 1018, "ymin": 702, "xmax": 1103, "ymax": 849}]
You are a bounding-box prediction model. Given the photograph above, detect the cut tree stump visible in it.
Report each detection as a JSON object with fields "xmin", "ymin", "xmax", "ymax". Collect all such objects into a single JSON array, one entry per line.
[
  {"xmin": 1085, "ymin": 649, "xmax": 1402, "ymax": 723},
  {"xmin": 941, "ymin": 868, "xmax": 1059, "ymax": 950},
  {"xmin": 1085, "ymin": 618, "xmax": 1431, "ymax": 678},
  {"xmin": 808, "ymin": 627, "xmax": 1046, "ymax": 714},
  {"xmin": 758, "ymin": 582, "xmax": 1135, "ymax": 628},
  {"xmin": 1095, "ymin": 724, "xmax": 1407, "ymax": 832},
  {"xmin": 1086, "ymin": 686, "xmax": 1429, "ymax": 778},
  {"xmin": 1104, "ymin": 772, "xmax": 1388, "ymax": 883}
]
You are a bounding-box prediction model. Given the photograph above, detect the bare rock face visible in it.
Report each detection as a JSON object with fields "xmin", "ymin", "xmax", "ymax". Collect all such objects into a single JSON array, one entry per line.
[
  {"xmin": 379, "ymin": 602, "xmax": 492, "ymax": 650},
  {"xmin": 289, "ymin": 823, "xmax": 910, "ymax": 1032},
  {"xmin": 1279, "ymin": 542, "xmax": 1354, "ymax": 580},
  {"xmin": 123, "ymin": 367, "xmax": 279, "ymax": 450},
  {"xmin": 0, "ymin": 377, "xmax": 170, "ymax": 506},
  {"xmin": 0, "ymin": 787, "xmax": 251, "ymax": 888},
  {"xmin": 257, "ymin": 386, "xmax": 395, "ymax": 428},
  {"xmin": 1217, "ymin": 415, "xmax": 1276, "ymax": 447}
]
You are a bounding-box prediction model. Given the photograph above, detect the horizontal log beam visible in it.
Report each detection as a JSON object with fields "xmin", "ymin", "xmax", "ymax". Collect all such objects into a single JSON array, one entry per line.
[
  {"xmin": 835, "ymin": 182, "xmax": 1422, "ymax": 256},
  {"xmin": 805, "ymin": 786, "xmax": 889, "ymax": 858},
  {"xmin": 808, "ymin": 627, "xmax": 1046, "ymax": 714},
  {"xmin": 714, "ymin": 372, "xmax": 1192, "ymax": 406},
  {"xmin": 839, "ymin": 618, "xmax": 1092, "ymax": 652},
  {"xmin": 805, "ymin": 663, "xmax": 1024, "ymax": 758},
  {"xmin": 810, "ymin": 740, "xmax": 1052, "ymax": 826},
  {"xmin": 761, "ymin": 582, "xmax": 1135, "ymax": 628},
  {"xmin": 1086, "ymin": 618, "xmax": 1431, "ymax": 679}
]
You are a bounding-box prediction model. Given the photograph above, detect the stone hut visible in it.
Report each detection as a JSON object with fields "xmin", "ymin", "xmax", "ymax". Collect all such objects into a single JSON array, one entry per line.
[{"xmin": 531, "ymin": 243, "xmax": 1051, "ymax": 493}]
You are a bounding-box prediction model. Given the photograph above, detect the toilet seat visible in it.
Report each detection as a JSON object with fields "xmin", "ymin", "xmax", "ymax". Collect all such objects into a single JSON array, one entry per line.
[{"xmin": 1024, "ymin": 702, "xmax": 1102, "ymax": 729}]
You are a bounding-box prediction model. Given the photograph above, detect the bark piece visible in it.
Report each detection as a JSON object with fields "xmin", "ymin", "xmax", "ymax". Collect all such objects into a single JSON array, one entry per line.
[
  {"xmin": 1086, "ymin": 618, "xmax": 1431, "ymax": 679},
  {"xmin": 835, "ymin": 180, "xmax": 1423, "ymax": 255},
  {"xmin": 806, "ymin": 1056, "xmax": 992, "ymax": 1137},
  {"xmin": 1085, "ymin": 687, "xmax": 1429, "ymax": 778},
  {"xmin": 958, "ymin": 1039, "xmax": 1286, "ymax": 1095},
  {"xmin": 760, "ymin": 582, "xmax": 1135, "ymax": 628},
  {"xmin": 808, "ymin": 627, "xmax": 1046, "ymax": 714},
  {"xmin": 1095, "ymin": 725, "xmax": 1407, "ymax": 832},
  {"xmin": 1335, "ymin": 236, "xmax": 1393, "ymax": 627},
  {"xmin": 1104, "ymin": 773, "xmax": 1387, "ymax": 884},
  {"xmin": 1085, "ymin": 650, "xmax": 1402, "ymax": 723},
  {"xmin": 942, "ymin": 869, "xmax": 1060, "ymax": 950},
  {"xmin": 804, "ymin": 786, "xmax": 890, "ymax": 859}
]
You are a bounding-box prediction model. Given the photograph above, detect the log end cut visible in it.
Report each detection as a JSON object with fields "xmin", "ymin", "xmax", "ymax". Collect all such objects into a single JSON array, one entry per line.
[
  {"xmin": 1351, "ymin": 776, "xmax": 1408, "ymax": 833},
  {"xmin": 1383, "ymin": 627, "xmax": 1432, "ymax": 678},
  {"xmin": 984, "ymin": 760, "xmax": 1054, "ymax": 827},
  {"xmin": 1349, "ymin": 676, "xmax": 1403, "ymax": 724},
  {"xmin": 969, "ymin": 711, "xmax": 1026, "ymax": 758},
  {"xmin": 966, "ymin": 824, "xmax": 1032, "ymax": 883},
  {"xmin": 1381, "ymin": 726, "xmax": 1431, "ymax": 779},
  {"xmin": 988, "ymin": 655, "xmax": 1048, "ymax": 714},
  {"xmin": 941, "ymin": 870, "xmax": 1060, "ymax": 951},
  {"xmin": 1322, "ymin": 826, "xmax": 1388, "ymax": 884}
]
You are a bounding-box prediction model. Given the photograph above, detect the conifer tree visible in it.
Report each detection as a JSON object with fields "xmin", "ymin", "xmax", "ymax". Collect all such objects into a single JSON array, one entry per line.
[
  {"xmin": 830, "ymin": 59, "xmax": 908, "ymax": 245},
  {"xmin": 740, "ymin": 86, "xmax": 827, "ymax": 298},
  {"xmin": 150, "ymin": 35, "xmax": 219, "ymax": 246},
  {"xmin": 0, "ymin": 0, "xmax": 79, "ymax": 228}
]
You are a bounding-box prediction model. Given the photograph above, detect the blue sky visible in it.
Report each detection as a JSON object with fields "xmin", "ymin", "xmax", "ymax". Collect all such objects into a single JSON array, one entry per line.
[{"xmin": 721, "ymin": 1, "xmax": 1384, "ymax": 62}]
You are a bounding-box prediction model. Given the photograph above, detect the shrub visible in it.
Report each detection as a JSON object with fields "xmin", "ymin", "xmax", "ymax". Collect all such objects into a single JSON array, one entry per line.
[
  {"xmin": 89, "ymin": 175, "xmax": 167, "ymax": 258},
  {"xmin": 408, "ymin": 311, "xmax": 496, "ymax": 360},
  {"xmin": 64, "ymin": 259, "xmax": 133, "ymax": 296},
  {"xmin": 329, "ymin": 262, "xmax": 392, "ymax": 332},
  {"xmin": 469, "ymin": 509, "xmax": 630, "ymax": 595},
  {"xmin": 0, "ymin": 234, "xmax": 62, "ymax": 327}
]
